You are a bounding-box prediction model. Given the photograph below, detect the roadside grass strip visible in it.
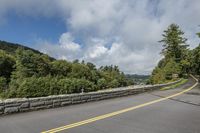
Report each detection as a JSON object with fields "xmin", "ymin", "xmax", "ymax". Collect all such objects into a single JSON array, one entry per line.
[{"xmin": 160, "ymin": 78, "xmax": 188, "ymax": 91}]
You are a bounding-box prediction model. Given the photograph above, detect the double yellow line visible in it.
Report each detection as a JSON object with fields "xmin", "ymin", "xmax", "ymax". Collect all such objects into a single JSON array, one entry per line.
[{"xmin": 41, "ymin": 75, "xmax": 198, "ymax": 133}]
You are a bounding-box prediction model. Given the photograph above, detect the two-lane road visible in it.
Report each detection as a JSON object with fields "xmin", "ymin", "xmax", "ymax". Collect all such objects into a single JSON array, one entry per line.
[{"xmin": 0, "ymin": 77, "xmax": 199, "ymax": 133}]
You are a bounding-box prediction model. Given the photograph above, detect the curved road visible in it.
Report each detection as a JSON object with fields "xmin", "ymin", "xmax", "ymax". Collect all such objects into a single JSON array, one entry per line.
[{"xmin": 0, "ymin": 77, "xmax": 199, "ymax": 133}]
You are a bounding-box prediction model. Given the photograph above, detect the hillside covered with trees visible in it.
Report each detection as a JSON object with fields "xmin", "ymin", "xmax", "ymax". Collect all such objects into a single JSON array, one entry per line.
[
  {"xmin": 0, "ymin": 41, "xmax": 133, "ymax": 98},
  {"xmin": 125, "ymin": 74, "xmax": 150, "ymax": 85},
  {"xmin": 150, "ymin": 24, "xmax": 200, "ymax": 84}
]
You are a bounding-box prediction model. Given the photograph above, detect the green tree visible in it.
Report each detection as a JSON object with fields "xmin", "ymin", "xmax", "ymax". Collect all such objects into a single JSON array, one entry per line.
[
  {"xmin": 109, "ymin": 79, "xmax": 120, "ymax": 88},
  {"xmin": 159, "ymin": 24, "xmax": 188, "ymax": 62},
  {"xmin": 163, "ymin": 58, "xmax": 181, "ymax": 79},
  {"xmin": 0, "ymin": 50, "xmax": 15, "ymax": 80},
  {"xmin": 12, "ymin": 49, "xmax": 51, "ymax": 79},
  {"xmin": 13, "ymin": 76, "xmax": 60, "ymax": 98},
  {"xmin": 190, "ymin": 31, "xmax": 200, "ymax": 75},
  {"xmin": 151, "ymin": 24, "xmax": 189, "ymax": 84},
  {"xmin": 117, "ymin": 72, "xmax": 129, "ymax": 86},
  {"xmin": 191, "ymin": 45, "xmax": 200, "ymax": 75},
  {"xmin": 179, "ymin": 50, "xmax": 191, "ymax": 74},
  {"xmin": 99, "ymin": 65, "xmax": 129, "ymax": 87},
  {"xmin": 57, "ymin": 78, "xmax": 74, "ymax": 94},
  {"xmin": 51, "ymin": 60, "xmax": 72, "ymax": 77},
  {"xmin": 70, "ymin": 78, "xmax": 96, "ymax": 93},
  {"xmin": 70, "ymin": 63, "xmax": 92, "ymax": 80},
  {"xmin": 150, "ymin": 67, "xmax": 166, "ymax": 84},
  {"xmin": 0, "ymin": 77, "xmax": 7, "ymax": 93},
  {"xmin": 86, "ymin": 62, "xmax": 96, "ymax": 70},
  {"xmin": 197, "ymin": 32, "xmax": 200, "ymax": 38},
  {"xmin": 97, "ymin": 78, "xmax": 107, "ymax": 89}
]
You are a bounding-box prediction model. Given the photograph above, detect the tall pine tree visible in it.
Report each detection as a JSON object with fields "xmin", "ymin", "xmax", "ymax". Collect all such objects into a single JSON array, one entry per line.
[{"xmin": 159, "ymin": 24, "xmax": 188, "ymax": 62}]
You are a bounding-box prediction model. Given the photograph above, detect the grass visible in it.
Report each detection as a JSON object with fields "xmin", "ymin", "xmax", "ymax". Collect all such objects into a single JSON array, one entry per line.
[{"xmin": 160, "ymin": 78, "xmax": 188, "ymax": 91}]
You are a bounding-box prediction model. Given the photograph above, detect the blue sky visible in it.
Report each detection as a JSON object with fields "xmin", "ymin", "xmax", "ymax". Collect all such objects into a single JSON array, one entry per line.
[
  {"xmin": 0, "ymin": 12, "xmax": 66, "ymax": 47},
  {"xmin": 0, "ymin": 0, "xmax": 200, "ymax": 74}
]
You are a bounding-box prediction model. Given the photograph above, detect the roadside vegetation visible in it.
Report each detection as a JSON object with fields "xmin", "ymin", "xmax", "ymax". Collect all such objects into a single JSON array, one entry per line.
[
  {"xmin": 150, "ymin": 24, "xmax": 200, "ymax": 84},
  {"xmin": 0, "ymin": 42, "xmax": 133, "ymax": 98},
  {"xmin": 160, "ymin": 78, "xmax": 188, "ymax": 91},
  {"xmin": 0, "ymin": 24, "xmax": 200, "ymax": 99}
]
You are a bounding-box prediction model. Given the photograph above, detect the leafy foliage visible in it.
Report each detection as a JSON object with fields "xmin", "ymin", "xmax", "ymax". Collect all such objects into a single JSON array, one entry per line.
[
  {"xmin": 12, "ymin": 49, "xmax": 51, "ymax": 79},
  {"xmin": 0, "ymin": 50, "xmax": 15, "ymax": 80},
  {"xmin": 160, "ymin": 78, "xmax": 188, "ymax": 91},
  {"xmin": 151, "ymin": 24, "xmax": 200, "ymax": 84},
  {"xmin": 51, "ymin": 60, "xmax": 72, "ymax": 77},
  {"xmin": 191, "ymin": 44, "xmax": 200, "ymax": 75},
  {"xmin": 159, "ymin": 24, "xmax": 188, "ymax": 62},
  {"xmin": 0, "ymin": 77, "xmax": 7, "ymax": 93},
  {"xmin": 197, "ymin": 32, "xmax": 200, "ymax": 38},
  {"xmin": 0, "ymin": 41, "xmax": 133, "ymax": 98}
]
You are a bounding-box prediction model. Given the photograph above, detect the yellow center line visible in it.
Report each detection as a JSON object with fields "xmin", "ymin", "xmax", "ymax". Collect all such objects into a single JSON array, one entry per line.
[{"xmin": 41, "ymin": 75, "xmax": 198, "ymax": 133}]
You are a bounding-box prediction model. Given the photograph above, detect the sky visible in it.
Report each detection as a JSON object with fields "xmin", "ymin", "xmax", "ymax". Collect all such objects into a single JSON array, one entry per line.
[{"xmin": 0, "ymin": 0, "xmax": 200, "ymax": 74}]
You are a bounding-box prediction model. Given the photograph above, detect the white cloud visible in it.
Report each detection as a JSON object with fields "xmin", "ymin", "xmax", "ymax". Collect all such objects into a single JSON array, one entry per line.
[
  {"xmin": 85, "ymin": 45, "xmax": 108, "ymax": 59},
  {"xmin": 37, "ymin": 32, "xmax": 81, "ymax": 61},
  {"xmin": 59, "ymin": 33, "xmax": 81, "ymax": 51},
  {"xmin": 1, "ymin": 0, "xmax": 200, "ymax": 74}
]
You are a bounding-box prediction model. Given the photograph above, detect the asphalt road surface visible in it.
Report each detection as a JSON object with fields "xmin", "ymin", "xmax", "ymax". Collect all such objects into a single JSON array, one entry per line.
[{"xmin": 0, "ymin": 77, "xmax": 199, "ymax": 133}]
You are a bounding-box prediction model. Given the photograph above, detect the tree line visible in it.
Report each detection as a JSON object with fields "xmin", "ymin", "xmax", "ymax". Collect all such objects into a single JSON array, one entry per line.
[
  {"xmin": 150, "ymin": 24, "xmax": 200, "ymax": 84},
  {"xmin": 0, "ymin": 46, "xmax": 133, "ymax": 98},
  {"xmin": 1, "ymin": 24, "xmax": 199, "ymax": 98}
]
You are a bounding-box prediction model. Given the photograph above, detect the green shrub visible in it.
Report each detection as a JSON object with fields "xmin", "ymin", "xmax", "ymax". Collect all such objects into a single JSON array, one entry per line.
[
  {"xmin": 108, "ymin": 79, "xmax": 120, "ymax": 88},
  {"xmin": 51, "ymin": 60, "xmax": 72, "ymax": 76},
  {"xmin": 6, "ymin": 76, "xmax": 59, "ymax": 98},
  {"xmin": 57, "ymin": 78, "xmax": 74, "ymax": 94},
  {"xmin": 0, "ymin": 50, "xmax": 15, "ymax": 80},
  {"xmin": 69, "ymin": 78, "xmax": 97, "ymax": 93},
  {"xmin": 0, "ymin": 77, "xmax": 7, "ymax": 93},
  {"xmin": 6, "ymin": 76, "xmax": 97, "ymax": 98},
  {"xmin": 16, "ymin": 76, "xmax": 54, "ymax": 97},
  {"xmin": 97, "ymin": 78, "xmax": 107, "ymax": 89},
  {"xmin": 0, "ymin": 44, "xmax": 138, "ymax": 98}
]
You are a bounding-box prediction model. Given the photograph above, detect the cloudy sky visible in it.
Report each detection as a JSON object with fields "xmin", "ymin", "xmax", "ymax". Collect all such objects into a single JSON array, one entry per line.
[{"xmin": 0, "ymin": 0, "xmax": 200, "ymax": 74}]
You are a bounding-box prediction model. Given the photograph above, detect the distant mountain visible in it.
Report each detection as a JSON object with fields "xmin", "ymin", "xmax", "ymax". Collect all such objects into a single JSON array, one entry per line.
[
  {"xmin": 0, "ymin": 40, "xmax": 54, "ymax": 60},
  {"xmin": 125, "ymin": 74, "xmax": 150, "ymax": 85},
  {"xmin": 0, "ymin": 40, "xmax": 41, "ymax": 54},
  {"xmin": 126, "ymin": 74, "xmax": 150, "ymax": 79}
]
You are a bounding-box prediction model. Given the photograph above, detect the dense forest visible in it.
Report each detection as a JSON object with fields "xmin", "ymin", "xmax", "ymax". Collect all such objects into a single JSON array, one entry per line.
[
  {"xmin": 0, "ymin": 41, "xmax": 133, "ymax": 98},
  {"xmin": 150, "ymin": 24, "xmax": 200, "ymax": 84}
]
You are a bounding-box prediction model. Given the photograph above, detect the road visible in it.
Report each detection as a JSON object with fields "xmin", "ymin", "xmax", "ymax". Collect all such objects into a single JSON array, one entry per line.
[{"xmin": 0, "ymin": 77, "xmax": 199, "ymax": 133}]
